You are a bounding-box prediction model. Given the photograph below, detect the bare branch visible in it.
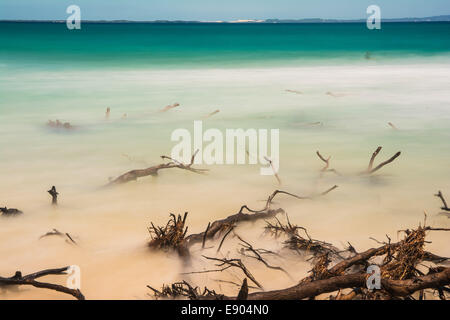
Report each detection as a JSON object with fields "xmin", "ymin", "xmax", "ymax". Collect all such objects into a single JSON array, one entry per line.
[{"xmin": 0, "ymin": 267, "xmax": 84, "ymax": 300}]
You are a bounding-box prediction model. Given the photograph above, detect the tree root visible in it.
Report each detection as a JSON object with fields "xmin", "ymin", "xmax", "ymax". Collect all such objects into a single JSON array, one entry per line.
[
  {"xmin": 147, "ymin": 186, "xmax": 338, "ymax": 260},
  {"xmin": 149, "ymin": 222, "xmax": 450, "ymax": 300}
]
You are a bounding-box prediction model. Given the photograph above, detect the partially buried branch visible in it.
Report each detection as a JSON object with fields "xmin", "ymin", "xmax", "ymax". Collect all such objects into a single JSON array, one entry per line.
[
  {"xmin": 184, "ymin": 186, "xmax": 338, "ymax": 249},
  {"xmin": 147, "ymin": 186, "xmax": 338, "ymax": 260},
  {"xmin": 316, "ymin": 151, "xmax": 340, "ymax": 176},
  {"xmin": 39, "ymin": 229, "xmax": 77, "ymax": 245},
  {"xmin": 363, "ymin": 146, "xmax": 401, "ymax": 175},
  {"xmin": 315, "ymin": 147, "xmax": 401, "ymax": 176},
  {"xmin": 0, "ymin": 267, "xmax": 84, "ymax": 300},
  {"xmin": 108, "ymin": 149, "xmax": 208, "ymax": 185},
  {"xmin": 48, "ymin": 186, "xmax": 58, "ymax": 205},
  {"xmin": 0, "ymin": 207, "xmax": 23, "ymax": 216}
]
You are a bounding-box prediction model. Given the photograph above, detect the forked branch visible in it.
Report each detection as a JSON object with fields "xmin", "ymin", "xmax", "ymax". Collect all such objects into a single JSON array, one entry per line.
[
  {"xmin": 0, "ymin": 267, "xmax": 84, "ymax": 300},
  {"xmin": 435, "ymin": 191, "xmax": 450, "ymax": 212},
  {"xmin": 108, "ymin": 149, "xmax": 208, "ymax": 185}
]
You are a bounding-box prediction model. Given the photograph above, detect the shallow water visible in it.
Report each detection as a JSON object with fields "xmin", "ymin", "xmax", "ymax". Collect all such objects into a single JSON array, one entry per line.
[{"xmin": 0, "ymin": 23, "xmax": 449, "ymax": 299}]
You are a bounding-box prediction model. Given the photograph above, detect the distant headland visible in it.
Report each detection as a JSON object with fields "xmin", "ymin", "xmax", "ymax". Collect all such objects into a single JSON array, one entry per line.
[{"xmin": 1, "ymin": 15, "xmax": 450, "ymax": 24}]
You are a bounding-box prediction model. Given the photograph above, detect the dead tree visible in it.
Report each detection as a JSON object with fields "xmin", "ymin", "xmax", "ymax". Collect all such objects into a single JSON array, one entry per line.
[
  {"xmin": 0, "ymin": 267, "xmax": 84, "ymax": 300},
  {"xmin": 148, "ymin": 212, "xmax": 190, "ymax": 258},
  {"xmin": 183, "ymin": 186, "xmax": 337, "ymax": 249},
  {"xmin": 48, "ymin": 186, "xmax": 58, "ymax": 205},
  {"xmin": 149, "ymin": 223, "xmax": 450, "ymax": 300},
  {"xmin": 147, "ymin": 186, "xmax": 338, "ymax": 260},
  {"xmin": 108, "ymin": 150, "xmax": 208, "ymax": 185}
]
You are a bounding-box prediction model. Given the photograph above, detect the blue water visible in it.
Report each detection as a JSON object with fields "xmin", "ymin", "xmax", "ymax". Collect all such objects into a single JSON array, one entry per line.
[{"xmin": 1, "ymin": 22, "xmax": 450, "ymax": 69}]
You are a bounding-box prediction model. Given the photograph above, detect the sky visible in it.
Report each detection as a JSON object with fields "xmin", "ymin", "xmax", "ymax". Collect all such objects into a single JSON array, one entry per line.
[{"xmin": 0, "ymin": 0, "xmax": 449, "ymax": 21}]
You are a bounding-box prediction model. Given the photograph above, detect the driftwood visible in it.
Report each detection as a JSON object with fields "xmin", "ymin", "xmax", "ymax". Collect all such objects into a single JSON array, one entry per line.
[
  {"xmin": 160, "ymin": 103, "xmax": 179, "ymax": 113},
  {"xmin": 147, "ymin": 186, "xmax": 338, "ymax": 262},
  {"xmin": 108, "ymin": 150, "xmax": 208, "ymax": 185},
  {"xmin": 47, "ymin": 120, "xmax": 74, "ymax": 130},
  {"xmin": 147, "ymin": 280, "xmax": 223, "ymax": 300},
  {"xmin": 363, "ymin": 146, "xmax": 401, "ymax": 175},
  {"xmin": 0, "ymin": 207, "xmax": 23, "ymax": 216},
  {"xmin": 203, "ymin": 109, "xmax": 220, "ymax": 119},
  {"xmin": 182, "ymin": 255, "xmax": 264, "ymax": 290},
  {"xmin": 388, "ymin": 122, "xmax": 398, "ymax": 130},
  {"xmin": 39, "ymin": 229, "xmax": 77, "ymax": 245},
  {"xmin": 183, "ymin": 186, "xmax": 337, "ymax": 249},
  {"xmin": 48, "ymin": 186, "xmax": 59, "ymax": 205},
  {"xmin": 264, "ymin": 156, "xmax": 282, "ymax": 185},
  {"xmin": 435, "ymin": 191, "xmax": 450, "ymax": 212},
  {"xmin": 148, "ymin": 212, "xmax": 190, "ymax": 258},
  {"xmin": 236, "ymin": 235, "xmax": 292, "ymax": 280},
  {"xmin": 149, "ymin": 221, "xmax": 450, "ymax": 300},
  {"xmin": 316, "ymin": 151, "xmax": 340, "ymax": 176},
  {"xmin": 0, "ymin": 267, "xmax": 84, "ymax": 300},
  {"xmin": 242, "ymin": 268, "xmax": 450, "ymax": 300},
  {"xmin": 316, "ymin": 146, "xmax": 401, "ymax": 176},
  {"xmin": 285, "ymin": 89, "xmax": 303, "ymax": 95},
  {"xmin": 265, "ymin": 216, "xmax": 342, "ymax": 260}
]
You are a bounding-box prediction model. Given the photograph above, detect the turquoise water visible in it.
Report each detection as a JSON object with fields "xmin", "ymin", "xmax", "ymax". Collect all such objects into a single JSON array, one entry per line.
[{"xmin": 1, "ymin": 22, "xmax": 450, "ymax": 69}]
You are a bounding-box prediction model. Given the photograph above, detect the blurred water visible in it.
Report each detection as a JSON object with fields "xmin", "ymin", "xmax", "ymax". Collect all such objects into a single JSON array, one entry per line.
[{"xmin": 0, "ymin": 23, "xmax": 449, "ymax": 299}]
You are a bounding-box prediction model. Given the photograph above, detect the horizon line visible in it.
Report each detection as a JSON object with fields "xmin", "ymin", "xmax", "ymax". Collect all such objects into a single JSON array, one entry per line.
[{"xmin": 1, "ymin": 14, "xmax": 450, "ymax": 23}]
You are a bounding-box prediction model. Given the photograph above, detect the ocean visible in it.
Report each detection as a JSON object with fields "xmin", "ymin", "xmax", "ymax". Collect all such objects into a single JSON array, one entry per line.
[{"xmin": 0, "ymin": 22, "xmax": 449, "ymax": 299}]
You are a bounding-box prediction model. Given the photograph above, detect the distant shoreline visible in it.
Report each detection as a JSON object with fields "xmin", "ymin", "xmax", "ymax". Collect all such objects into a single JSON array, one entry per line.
[{"xmin": 1, "ymin": 15, "xmax": 450, "ymax": 24}]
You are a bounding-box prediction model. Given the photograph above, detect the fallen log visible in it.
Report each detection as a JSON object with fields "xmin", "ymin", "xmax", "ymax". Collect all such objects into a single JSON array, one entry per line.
[{"xmin": 243, "ymin": 268, "xmax": 450, "ymax": 300}]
